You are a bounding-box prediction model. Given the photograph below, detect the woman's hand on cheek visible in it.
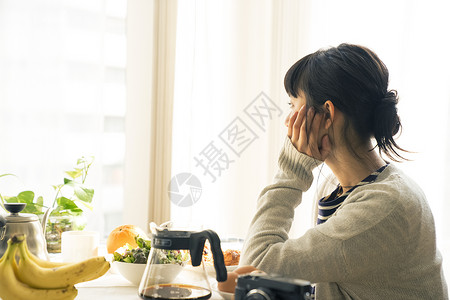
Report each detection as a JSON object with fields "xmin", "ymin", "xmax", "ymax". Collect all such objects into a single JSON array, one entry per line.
[{"xmin": 287, "ymin": 105, "xmax": 332, "ymax": 161}]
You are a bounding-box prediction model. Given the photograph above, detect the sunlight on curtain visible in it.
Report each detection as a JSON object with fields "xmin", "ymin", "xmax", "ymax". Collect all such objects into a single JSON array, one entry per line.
[
  {"xmin": 0, "ymin": 0, "xmax": 127, "ymax": 239},
  {"xmin": 171, "ymin": 0, "xmax": 450, "ymax": 276},
  {"xmin": 171, "ymin": 0, "xmax": 289, "ymax": 238}
]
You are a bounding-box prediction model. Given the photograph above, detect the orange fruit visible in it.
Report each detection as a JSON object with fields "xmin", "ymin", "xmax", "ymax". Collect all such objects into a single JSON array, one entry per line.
[{"xmin": 106, "ymin": 225, "xmax": 148, "ymax": 254}]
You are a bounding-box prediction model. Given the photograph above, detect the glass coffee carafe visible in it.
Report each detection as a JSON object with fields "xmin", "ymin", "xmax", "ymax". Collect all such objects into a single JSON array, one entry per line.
[{"xmin": 138, "ymin": 228, "xmax": 227, "ymax": 300}]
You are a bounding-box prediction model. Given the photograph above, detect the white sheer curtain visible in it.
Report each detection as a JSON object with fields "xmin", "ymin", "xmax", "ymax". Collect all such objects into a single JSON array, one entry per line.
[
  {"xmin": 0, "ymin": 0, "xmax": 127, "ymax": 238},
  {"xmin": 171, "ymin": 0, "xmax": 292, "ymax": 237},
  {"xmin": 171, "ymin": 0, "xmax": 450, "ymax": 276},
  {"xmin": 124, "ymin": 0, "xmax": 178, "ymax": 230}
]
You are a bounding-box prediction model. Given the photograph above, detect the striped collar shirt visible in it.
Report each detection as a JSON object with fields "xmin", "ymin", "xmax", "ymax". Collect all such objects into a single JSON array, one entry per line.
[{"xmin": 317, "ymin": 164, "xmax": 388, "ymax": 225}]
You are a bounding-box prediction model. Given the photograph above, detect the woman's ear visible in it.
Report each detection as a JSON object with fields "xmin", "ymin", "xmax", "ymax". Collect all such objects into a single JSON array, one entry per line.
[{"xmin": 323, "ymin": 100, "xmax": 335, "ymax": 129}]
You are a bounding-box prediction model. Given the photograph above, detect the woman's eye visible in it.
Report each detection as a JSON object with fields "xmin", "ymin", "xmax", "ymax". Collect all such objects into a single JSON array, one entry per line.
[{"xmin": 287, "ymin": 102, "xmax": 294, "ymax": 108}]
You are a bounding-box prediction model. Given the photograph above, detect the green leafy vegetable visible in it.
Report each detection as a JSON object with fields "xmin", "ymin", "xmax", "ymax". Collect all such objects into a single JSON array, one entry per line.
[
  {"xmin": 113, "ymin": 236, "xmax": 186, "ymax": 265},
  {"xmin": 136, "ymin": 236, "xmax": 151, "ymax": 249}
]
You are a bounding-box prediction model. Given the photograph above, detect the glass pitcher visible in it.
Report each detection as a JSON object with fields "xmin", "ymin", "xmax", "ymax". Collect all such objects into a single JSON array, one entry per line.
[{"xmin": 138, "ymin": 228, "xmax": 227, "ymax": 300}]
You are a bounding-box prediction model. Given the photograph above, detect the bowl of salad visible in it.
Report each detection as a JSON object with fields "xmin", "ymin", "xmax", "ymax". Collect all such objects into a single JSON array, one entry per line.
[
  {"xmin": 114, "ymin": 261, "xmax": 147, "ymax": 286},
  {"xmin": 113, "ymin": 236, "xmax": 186, "ymax": 285}
]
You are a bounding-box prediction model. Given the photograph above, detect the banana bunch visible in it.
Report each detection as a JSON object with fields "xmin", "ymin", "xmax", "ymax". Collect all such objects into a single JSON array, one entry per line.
[{"xmin": 0, "ymin": 234, "xmax": 110, "ymax": 300}]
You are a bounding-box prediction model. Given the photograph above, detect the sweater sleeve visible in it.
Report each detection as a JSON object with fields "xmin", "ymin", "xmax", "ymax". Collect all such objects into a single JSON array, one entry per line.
[
  {"xmin": 240, "ymin": 137, "xmax": 408, "ymax": 283},
  {"xmin": 239, "ymin": 137, "xmax": 342, "ymax": 280}
]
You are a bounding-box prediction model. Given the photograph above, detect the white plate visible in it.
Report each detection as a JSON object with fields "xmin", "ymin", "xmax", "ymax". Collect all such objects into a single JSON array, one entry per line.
[{"xmin": 211, "ymin": 282, "xmax": 234, "ymax": 300}]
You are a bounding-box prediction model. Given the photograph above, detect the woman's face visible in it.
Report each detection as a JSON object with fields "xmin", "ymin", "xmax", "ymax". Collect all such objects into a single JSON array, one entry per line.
[{"xmin": 284, "ymin": 92, "xmax": 307, "ymax": 127}]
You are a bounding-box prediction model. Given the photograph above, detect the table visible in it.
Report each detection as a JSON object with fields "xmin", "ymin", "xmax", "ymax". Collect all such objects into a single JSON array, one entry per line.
[
  {"xmin": 50, "ymin": 246, "xmax": 227, "ymax": 300},
  {"xmin": 75, "ymin": 269, "xmax": 225, "ymax": 300}
]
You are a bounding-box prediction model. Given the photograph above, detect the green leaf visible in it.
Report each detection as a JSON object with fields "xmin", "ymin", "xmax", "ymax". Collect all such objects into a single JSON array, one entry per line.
[
  {"xmin": 65, "ymin": 168, "xmax": 83, "ymax": 179},
  {"xmin": 4, "ymin": 196, "xmax": 18, "ymax": 203},
  {"xmin": 77, "ymin": 156, "xmax": 94, "ymax": 166},
  {"xmin": 22, "ymin": 203, "xmax": 36, "ymax": 213},
  {"xmin": 0, "ymin": 173, "xmax": 16, "ymax": 178},
  {"xmin": 2, "ymin": 191, "xmax": 43, "ymax": 214},
  {"xmin": 17, "ymin": 191, "xmax": 35, "ymax": 204},
  {"xmin": 50, "ymin": 206, "xmax": 66, "ymax": 215},
  {"xmin": 73, "ymin": 186, "xmax": 94, "ymax": 203},
  {"xmin": 52, "ymin": 184, "xmax": 63, "ymax": 190},
  {"xmin": 74, "ymin": 199, "xmax": 93, "ymax": 211},
  {"xmin": 113, "ymin": 252, "xmax": 123, "ymax": 262},
  {"xmin": 56, "ymin": 197, "xmax": 79, "ymax": 210},
  {"xmin": 63, "ymin": 180, "xmax": 90, "ymax": 201},
  {"xmin": 36, "ymin": 196, "xmax": 44, "ymax": 207},
  {"xmin": 69, "ymin": 208, "xmax": 83, "ymax": 213},
  {"xmin": 22, "ymin": 202, "xmax": 45, "ymax": 215},
  {"xmin": 124, "ymin": 256, "xmax": 135, "ymax": 263},
  {"xmin": 63, "ymin": 178, "xmax": 72, "ymax": 185}
]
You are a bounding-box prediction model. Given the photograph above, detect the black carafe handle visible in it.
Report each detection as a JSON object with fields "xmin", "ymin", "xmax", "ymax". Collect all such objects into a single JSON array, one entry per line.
[{"xmin": 190, "ymin": 229, "xmax": 227, "ymax": 282}]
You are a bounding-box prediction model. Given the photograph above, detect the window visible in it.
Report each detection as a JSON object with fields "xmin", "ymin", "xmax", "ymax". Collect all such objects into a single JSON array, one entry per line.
[{"xmin": 0, "ymin": 0, "xmax": 127, "ymax": 239}]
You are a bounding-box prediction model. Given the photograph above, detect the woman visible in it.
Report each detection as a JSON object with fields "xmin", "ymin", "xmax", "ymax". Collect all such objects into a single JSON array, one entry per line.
[{"xmin": 240, "ymin": 44, "xmax": 448, "ymax": 299}]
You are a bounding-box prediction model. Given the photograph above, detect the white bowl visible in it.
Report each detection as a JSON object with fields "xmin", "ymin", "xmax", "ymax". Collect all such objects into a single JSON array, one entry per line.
[
  {"xmin": 114, "ymin": 261, "xmax": 146, "ymax": 286},
  {"xmin": 114, "ymin": 262, "xmax": 184, "ymax": 286}
]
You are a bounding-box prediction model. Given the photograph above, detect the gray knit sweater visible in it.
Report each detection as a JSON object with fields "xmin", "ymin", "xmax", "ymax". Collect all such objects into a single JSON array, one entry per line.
[{"xmin": 241, "ymin": 138, "xmax": 448, "ymax": 299}]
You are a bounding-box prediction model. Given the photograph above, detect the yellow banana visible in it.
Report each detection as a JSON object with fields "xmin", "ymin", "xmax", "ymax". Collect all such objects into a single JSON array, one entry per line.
[
  {"xmin": 15, "ymin": 238, "xmax": 110, "ymax": 289},
  {"xmin": 0, "ymin": 242, "xmax": 78, "ymax": 300},
  {"xmin": 18, "ymin": 236, "xmax": 69, "ymax": 268}
]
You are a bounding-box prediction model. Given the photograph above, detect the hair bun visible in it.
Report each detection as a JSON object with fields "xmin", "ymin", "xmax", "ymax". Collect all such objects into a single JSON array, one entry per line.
[
  {"xmin": 381, "ymin": 90, "xmax": 398, "ymax": 106},
  {"xmin": 373, "ymin": 89, "xmax": 401, "ymax": 150}
]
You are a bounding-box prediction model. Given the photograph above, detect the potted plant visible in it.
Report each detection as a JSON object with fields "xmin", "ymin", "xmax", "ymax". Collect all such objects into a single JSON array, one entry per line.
[
  {"xmin": 0, "ymin": 156, "xmax": 95, "ymax": 253},
  {"xmin": 0, "ymin": 174, "xmax": 46, "ymax": 217}
]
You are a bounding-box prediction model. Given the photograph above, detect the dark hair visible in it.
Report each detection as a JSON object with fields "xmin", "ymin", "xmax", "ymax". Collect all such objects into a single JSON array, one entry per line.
[{"xmin": 284, "ymin": 43, "xmax": 407, "ymax": 161}]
